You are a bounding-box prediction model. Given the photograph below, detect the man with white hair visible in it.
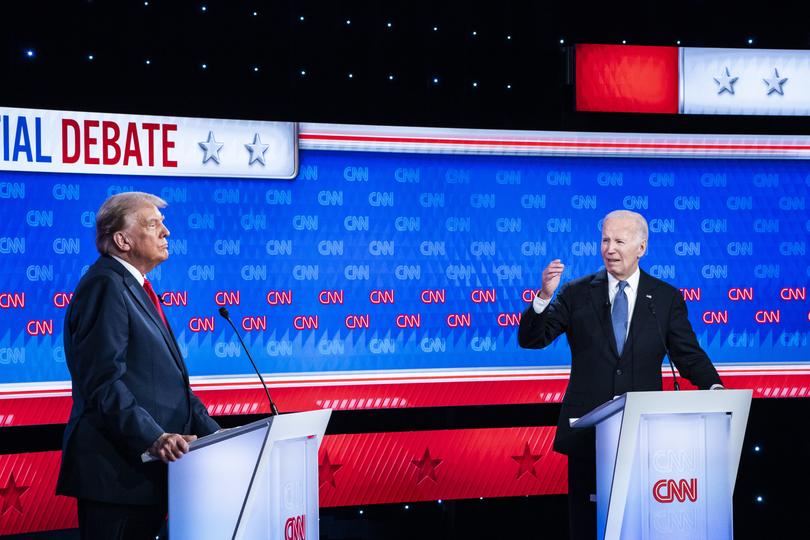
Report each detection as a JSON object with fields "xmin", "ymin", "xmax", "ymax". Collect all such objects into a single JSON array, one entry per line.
[
  {"xmin": 518, "ymin": 210, "xmax": 722, "ymax": 540},
  {"xmin": 57, "ymin": 192, "xmax": 220, "ymax": 539}
]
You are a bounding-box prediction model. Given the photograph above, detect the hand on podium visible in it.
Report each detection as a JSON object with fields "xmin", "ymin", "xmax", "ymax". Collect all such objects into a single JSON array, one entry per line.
[{"xmin": 147, "ymin": 433, "xmax": 198, "ymax": 463}]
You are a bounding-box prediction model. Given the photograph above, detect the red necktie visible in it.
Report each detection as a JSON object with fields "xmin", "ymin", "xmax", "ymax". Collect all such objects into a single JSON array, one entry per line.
[{"xmin": 143, "ymin": 279, "xmax": 168, "ymax": 328}]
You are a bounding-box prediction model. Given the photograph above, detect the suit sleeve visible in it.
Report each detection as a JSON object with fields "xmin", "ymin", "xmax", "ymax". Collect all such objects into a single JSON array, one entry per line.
[
  {"xmin": 68, "ymin": 275, "xmax": 164, "ymax": 454},
  {"xmin": 665, "ymin": 292, "xmax": 723, "ymax": 389},
  {"xmin": 189, "ymin": 392, "xmax": 220, "ymax": 436},
  {"xmin": 518, "ymin": 284, "xmax": 571, "ymax": 349}
]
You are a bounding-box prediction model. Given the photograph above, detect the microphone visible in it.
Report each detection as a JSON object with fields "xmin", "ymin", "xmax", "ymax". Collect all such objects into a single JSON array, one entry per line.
[
  {"xmin": 218, "ymin": 307, "xmax": 280, "ymax": 415},
  {"xmin": 647, "ymin": 299, "xmax": 680, "ymax": 391}
]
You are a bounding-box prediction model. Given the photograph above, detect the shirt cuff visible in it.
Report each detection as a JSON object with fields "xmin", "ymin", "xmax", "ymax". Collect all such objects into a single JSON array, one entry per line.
[
  {"xmin": 532, "ymin": 295, "xmax": 550, "ymax": 314},
  {"xmin": 709, "ymin": 384, "xmax": 725, "ymax": 390}
]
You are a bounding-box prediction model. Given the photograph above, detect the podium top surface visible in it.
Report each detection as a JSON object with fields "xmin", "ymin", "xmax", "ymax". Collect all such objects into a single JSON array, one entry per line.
[
  {"xmin": 571, "ymin": 389, "xmax": 752, "ymax": 429},
  {"xmin": 145, "ymin": 409, "xmax": 332, "ymax": 462}
]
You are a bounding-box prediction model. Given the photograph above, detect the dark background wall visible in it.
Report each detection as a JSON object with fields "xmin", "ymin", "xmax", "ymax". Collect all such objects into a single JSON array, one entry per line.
[{"xmin": 3, "ymin": 1, "xmax": 810, "ymax": 538}]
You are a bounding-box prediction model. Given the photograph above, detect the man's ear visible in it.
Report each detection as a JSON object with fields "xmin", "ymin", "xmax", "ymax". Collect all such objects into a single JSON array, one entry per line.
[{"xmin": 113, "ymin": 231, "xmax": 130, "ymax": 252}]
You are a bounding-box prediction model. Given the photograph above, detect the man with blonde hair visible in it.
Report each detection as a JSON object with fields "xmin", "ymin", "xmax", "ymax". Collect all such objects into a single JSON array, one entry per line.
[
  {"xmin": 519, "ymin": 210, "xmax": 722, "ymax": 540},
  {"xmin": 57, "ymin": 192, "xmax": 219, "ymax": 539}
]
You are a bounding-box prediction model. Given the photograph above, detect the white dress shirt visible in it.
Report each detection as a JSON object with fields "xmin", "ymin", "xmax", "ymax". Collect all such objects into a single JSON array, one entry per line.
[
  {"xmin": 111, "ymin": 255, "xmax": 145, "ymax": 286},
  {"xmin": 533, "ymin": 267, "xmax": 641, "ymax": 341}
]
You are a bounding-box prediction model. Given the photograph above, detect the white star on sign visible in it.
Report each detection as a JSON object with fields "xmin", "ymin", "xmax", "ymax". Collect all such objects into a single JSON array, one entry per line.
[
  {"xmin": 198, "ymin": 131, "xmax": 224, "ymax": 164},
  {"xmin": 245, "ymin": 133, "xmax": 270, "ymax": 165},
  {"xmin": 763, "ymin": 68, "xmax": 788, "ymax": 95},
  {"xmin": 713, "ymin": 67, "xmax": 739, "ymax": 95}
]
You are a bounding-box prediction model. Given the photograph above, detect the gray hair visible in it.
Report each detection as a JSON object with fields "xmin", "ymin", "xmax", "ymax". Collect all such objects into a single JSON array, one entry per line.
[
  {"xmin": 603, "ymin": 210, "xmax": 648, "ymax": 244},
  {"xmin": 95, "ymin": 192, "xmax": 167, "ymax": 255}
]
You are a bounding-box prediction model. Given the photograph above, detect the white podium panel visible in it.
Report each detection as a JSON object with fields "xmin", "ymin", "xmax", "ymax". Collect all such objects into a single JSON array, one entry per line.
[
  {"xmin": 574, "ymin": 390, "xmax": 751, "ymax": 540},
  {"xmin": 168, "ymin": 409, "xmax": 330, "ymax": 540}
]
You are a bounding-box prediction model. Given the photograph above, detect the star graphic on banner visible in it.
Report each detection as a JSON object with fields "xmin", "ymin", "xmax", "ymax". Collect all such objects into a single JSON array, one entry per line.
[
  {"xmin": 198, "ymin": 131, "xmax": 224, "ymax": 164},
  {"xmin": 245, "ymin": 133, "xmax": 270, "ymax": 165},
  {"xmin": 319, "ymin": 451, "xmax": 343, "ymax": 488},
  {"xmin": 0, "ymin": 472, "xmax": 30, "ymax": 515},
  {"xmin": 411, "ymin": 448, "xmax": 443, "ymax": 485},
  {"xmin": 713, "ymin": 67, "xmax": 739, "ymax": 95},
  {"xmin": 511, "ymin": 442, "xmax": 543, "ymax": 480},
  {"xmin": 763, "ymin": 68, "xmax": 788, "ymax": 95}
]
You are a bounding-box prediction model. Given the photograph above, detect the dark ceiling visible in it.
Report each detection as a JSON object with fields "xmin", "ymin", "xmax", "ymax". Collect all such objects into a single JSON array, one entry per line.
[{"xmin": 4, "ymin": 0, "xmax": 810, "ymax": 134}]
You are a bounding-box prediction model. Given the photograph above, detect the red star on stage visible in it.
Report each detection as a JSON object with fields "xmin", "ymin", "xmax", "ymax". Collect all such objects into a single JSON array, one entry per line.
[
  {"xmin": 0, "ymin": 472, "xmax": 30, "ymax": 515},
  {"xmin": 411, "ymin": 448, "xmax": 443, "ymax": 485},
  {"xmin": 511, "ymin": 442, "xmax": 543, "ymax": 479},
  {"xmin": 319, "ymin": 451, "xmax": 343, "ymax": 488}
]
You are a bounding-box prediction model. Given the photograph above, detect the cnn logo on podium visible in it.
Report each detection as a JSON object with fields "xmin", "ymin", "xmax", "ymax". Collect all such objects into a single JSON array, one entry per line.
[{"xmin": 284, "ymin": 514, "xmax": 306, "ymax": 540}]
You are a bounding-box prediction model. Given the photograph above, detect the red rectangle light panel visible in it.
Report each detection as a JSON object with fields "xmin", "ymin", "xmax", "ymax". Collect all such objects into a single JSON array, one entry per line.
[{"xmin": 576, "ymin": 44, "xmax": 680, "ymax": 113}]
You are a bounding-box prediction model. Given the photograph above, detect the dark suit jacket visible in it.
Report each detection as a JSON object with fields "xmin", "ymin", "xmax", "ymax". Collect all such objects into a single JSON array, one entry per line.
[
  {"xmin": 56, "ymin": 255, "xmax": 219, "ymax": 504},
  {"xmin": 518, "ymin": 269, "xmax": 721, "ymax": 458}
]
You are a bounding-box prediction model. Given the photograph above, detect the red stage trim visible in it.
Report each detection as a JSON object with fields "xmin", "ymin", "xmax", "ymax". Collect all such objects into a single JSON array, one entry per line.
[{"xmin": 0, "ymin": 367, "xmax": 808, "ymax": 427}]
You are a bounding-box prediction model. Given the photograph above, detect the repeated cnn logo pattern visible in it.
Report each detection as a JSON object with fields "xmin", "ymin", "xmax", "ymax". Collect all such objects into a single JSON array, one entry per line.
[{"xmin": 1, "ymin": 152, "xmax": 808, "ymax": 387}]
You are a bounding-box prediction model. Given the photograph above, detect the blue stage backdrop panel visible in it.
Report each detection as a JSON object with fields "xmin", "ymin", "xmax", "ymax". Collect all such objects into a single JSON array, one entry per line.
[{"xmin": 1, "ymin": 138, "xmax": 809, "ymax": 385}]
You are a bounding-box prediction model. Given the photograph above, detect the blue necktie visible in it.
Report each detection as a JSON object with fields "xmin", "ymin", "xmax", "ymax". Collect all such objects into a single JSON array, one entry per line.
[{"xmin": 612, "ymin": 281, "xmax": 629, "ymax": 356}]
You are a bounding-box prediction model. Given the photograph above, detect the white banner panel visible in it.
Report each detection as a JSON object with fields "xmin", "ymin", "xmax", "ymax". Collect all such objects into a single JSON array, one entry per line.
[
  {"xmin": 682, "ymin": 47, "xmax": 810, "ymax": 115},
  {"xmin": 0, "ymin": 107, "xmax": 297, "ymax": 178}
]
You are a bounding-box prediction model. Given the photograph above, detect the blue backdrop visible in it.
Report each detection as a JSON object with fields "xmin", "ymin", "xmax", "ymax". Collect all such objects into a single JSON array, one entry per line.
[{"xmin": 1, "ymin": 150, "xmax": 808, "ymax": 384}]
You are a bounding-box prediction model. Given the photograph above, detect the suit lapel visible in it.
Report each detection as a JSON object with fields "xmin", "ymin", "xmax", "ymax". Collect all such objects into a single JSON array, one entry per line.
[
  {"xmin": 589, "ymin": 269, "xmax": 620, "ymax": 359},
  {"xmin": 626, "ymin": 270, "xmax": 657, "ymax": 355},
  {"xmin": 124, "ymin": 280, "xmax": 185, "ymax": 369},
  {"xmin": 100, "ymin": 256, "xmax": 187, "ymax": 375}
]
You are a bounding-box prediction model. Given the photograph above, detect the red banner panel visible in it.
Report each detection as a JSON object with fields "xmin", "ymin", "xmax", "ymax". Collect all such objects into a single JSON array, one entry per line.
[
  {"xmin": 0, "ymin": 452, "xmax": 76, "ymax": 536},
  {"xmin": 318, "ymin": 427, "xmax": 567, "ymax": 507},
  {"xmin": 0, "ymin": 429, "xmax": 566, "ymax": 535},
  {"xmin": 576, "ymin": 44, "xmax": 680, "ymax": 113}
]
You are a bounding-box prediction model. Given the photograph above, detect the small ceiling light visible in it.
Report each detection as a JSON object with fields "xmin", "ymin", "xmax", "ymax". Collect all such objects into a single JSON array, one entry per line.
[
  {"xmin": 559, "ymin": 39, "xmax": 565, "ymax": 44},
  {"xmin": 145, "ymin": 59, "xmax": 151, "ymax": 65},
  {"xmin": 88, "ymin": 54, "xmax": 94, "ymax": 61},
  {"xmin": 404, "ymin": 505, "xmax": 410, "ymax": 510},
  {"xmin": 507, "ymin": 35, "xmax": 512, "ymax": 40},
  {"xmin": 25, "ymin": 49, "xmax": 35, "ymax": 58},
  {"xmin": 433, "ymin": 26, "xmax": 438, "ymax": 31},
  {"xmin": 432, "ymin": 77, "xmax": 439, "ymax": 84},
  {"xmin": 622, "ymin": 40, "xmax": 627, "ymax": 44},
  {"xmin": 346, "ymin": 19, "xmax": 351, "ymax": 25},
  {"xmin": 348, "ymin": 73, "xmax": 353, "ymax": 78},
  {"xmin": 359, "ymin": 509, "xmax": 364, "ymax": 515},
  {"xmin": 201, "ymin": 63, "xmax": 207, "ymax": 69},
  {"xmin": 386, "ymin": 22, "xmax": 392, "ymax": 28},
  {"xmin": 253, "ymin": 66, "xmax": 259, "ymax": 72},
  {"xmin": 201, "ymin": 5, "xmax": 207, "ymax": 12},
  {"xmin": 472, "ymin": 81, "xmax": 478, "ymax": 87},
  {"xmin": 299, "ymin": 15, "xmax": 305, "ymax": 21},
  {"xmin": 144, "ymin": 1, "xmax": 149, "ymax": 5},
  {"xmin": 747, "ymin": 38, "xmax": 754, "ymax": 45},
  {"xmin": 676, "ymin": 40, "xmax": 681, "ymax": 45},
  {"xmin": 472, "ymin": 31, "xmax": 478, "ymax": 36},
  {"xmin": 756, "ymin": 495, "xmax": 763, "ymax": 503},
  {"xmin": 507, "ymin": 84, "xmax": 512, "ymax": 89},
  {"xmin": 253, "ymin": 11, "xmax": 258, "ymax": 16},
  {"xmin": 300, "ymin": 69, "xmax": 306, "ymax": 76},
  {"xmin": 388, "ymin": 74, "xmax": 394, "ymax": 80}
]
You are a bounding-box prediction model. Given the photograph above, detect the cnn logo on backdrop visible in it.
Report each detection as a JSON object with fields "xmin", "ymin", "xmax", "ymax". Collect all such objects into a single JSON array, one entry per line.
[{"xmin": 284, "ymin": 515, "xmax": 306, "ymax": 540}]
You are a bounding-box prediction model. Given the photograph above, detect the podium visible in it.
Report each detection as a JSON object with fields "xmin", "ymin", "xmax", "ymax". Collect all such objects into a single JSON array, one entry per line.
[
  {"xmin": 572, "ymin": 390, "xmax": 751, "ymax": 540},
  {"xmin": 167, "ymin": 409, "xmax": 331, "ymax": 540}
]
